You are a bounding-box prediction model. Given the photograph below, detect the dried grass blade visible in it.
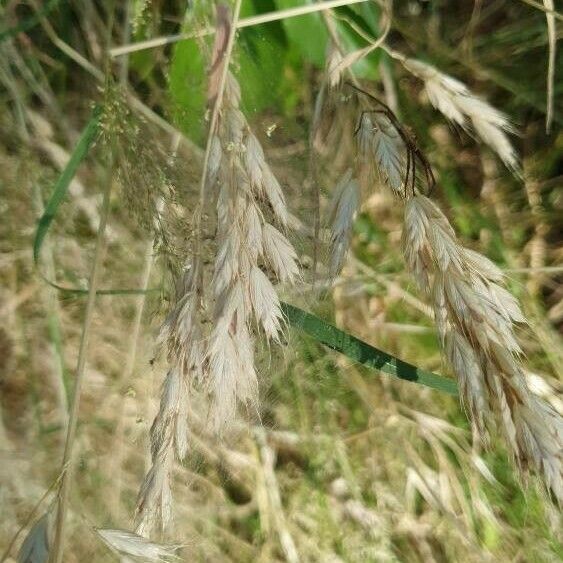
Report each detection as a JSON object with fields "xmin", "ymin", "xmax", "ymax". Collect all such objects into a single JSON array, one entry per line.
[{"xmin": 109, "ymin": 0, "xmax": 370, "ymax": 58}]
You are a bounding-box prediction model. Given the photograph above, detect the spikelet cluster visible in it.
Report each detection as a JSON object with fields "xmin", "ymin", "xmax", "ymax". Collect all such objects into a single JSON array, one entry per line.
[
  {"xmin": 136, "ymin": 266, "xmax": 202, "ymax": 534},
  {"xmin": 356, "ymin": 112, "xmax": 407, "ymax": 197},
  {"xmin": 207, "ymin": 73, "xmax": 299, "ymax": 431},
  {"xmin": 328, "ymin": 110, "xmax": 407, "ymax": 276},
  {"xmin": 402, "ymin": 58, "xmax": 519, "ymax": 173},
  {"xmin": 326, "ymin": 82, "xmax": 562, "ymax": 502}
]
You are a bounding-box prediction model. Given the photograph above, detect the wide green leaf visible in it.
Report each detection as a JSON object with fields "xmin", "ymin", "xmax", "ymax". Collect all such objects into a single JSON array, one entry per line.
[
  {"xmin": 168, "ymin": 38, "xmax": 206, "ymax": 143},
  {"xmin": 275, "ymin": 0, "xmax": 328, "ymax": 67}
]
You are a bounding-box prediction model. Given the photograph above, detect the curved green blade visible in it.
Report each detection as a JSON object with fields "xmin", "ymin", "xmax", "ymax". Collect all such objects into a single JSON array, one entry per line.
[{"xmin": 281, "ymin": 303, "xmax": 458, "ymax": 395}]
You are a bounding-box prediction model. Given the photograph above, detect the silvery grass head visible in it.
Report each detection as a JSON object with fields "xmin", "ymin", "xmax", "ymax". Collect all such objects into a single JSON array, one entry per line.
[
  {"xmin": 324, "ymin": 77, "xmax": 562, "ymax": 503},
  {"xmin": 136, "ymin": 70, "xmax": 300, "ymax": 535}
]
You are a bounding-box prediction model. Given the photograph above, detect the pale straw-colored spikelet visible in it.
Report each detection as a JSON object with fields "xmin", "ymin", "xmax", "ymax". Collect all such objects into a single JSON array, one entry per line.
[
  {"xmin": 96, "ymin": 528, "xmax": 180, "ymax": 561},
  {"xmin": 357, "ymin": 113, "xmax": 406, "ymax": 196},
  {"xmin": 402, "ymin": 195, "xmax": 563, "ymax": 502},
  {"xmin": 327, "ymin": 46, "xmax": 344, "ymax": 90},
  {"xmin": 207, "ymin": 72, "xmax": 299, "ymax": 431},
  {"xmin": 135, "ymin": 369, "xmax": 183, "ymax": 535},
  {"xmin": 262, "ymin": 223, "xmax": 299, "ymax": 284},
  {"xmin": 136, "ymin": 265, "xmax": 202, "ymax": 534},
  {"xmin": 402, "ymin": 58, "xmax": 519, "ymax": 173}
]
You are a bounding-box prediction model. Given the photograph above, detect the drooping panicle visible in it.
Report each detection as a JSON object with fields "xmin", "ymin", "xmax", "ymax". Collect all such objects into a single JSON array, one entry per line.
[
  {"xmin": 325, "ymin": 76, "xmax": 562, "ymax": 501},
  {"xmin": 207, "ymin": 72, "xmax": 299, "ymax": 431},
  {"xmin": 402, "ymin": 58, "xmax": 519, "ymax": 174},
  {"xmin": 402, "ymin": 195, "xmax": 563, "ymax": 502}
]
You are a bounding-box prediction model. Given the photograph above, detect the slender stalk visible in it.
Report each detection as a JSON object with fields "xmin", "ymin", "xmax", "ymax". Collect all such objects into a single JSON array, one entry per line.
[
  {"xmin": 519, "ymin": 0, "xmax": 563, "ymax": 21},
  {"xmin": 544, "ymin": 0, "xmax": 556, "ymax": 133},
  {"xmin": 49, "ymin": 161, "xmax": 114, "ymax": 563},
  {"xmin": 119, "ymin": 0, "xmax": 131, "ymax": 86},
  {"xmin": 109, "ymin": 0, "xmax": 370, "ymax": 58},
  {"xmin": 31, "ymin": 177, "xmax": 69, "ymax": 433}
]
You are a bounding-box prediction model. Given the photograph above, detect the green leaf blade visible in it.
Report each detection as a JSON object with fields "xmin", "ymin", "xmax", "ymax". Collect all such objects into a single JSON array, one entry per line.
[
  {"xmin": 282, "ymin": 302, "xmax": 458, "ymax": 396},
  {"xmin": 33, "ymin": 108, "xmax": 101, "ymax": 265}
]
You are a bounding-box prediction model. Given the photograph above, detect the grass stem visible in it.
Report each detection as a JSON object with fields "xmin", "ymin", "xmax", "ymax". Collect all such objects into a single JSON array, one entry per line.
[
  {"xmin": 49, "ymin": 159, "xmax": 114, "ymax": 563},
  {"xmin": 193, "ymin": 0, "xmax": 242, "ymax": 258}
]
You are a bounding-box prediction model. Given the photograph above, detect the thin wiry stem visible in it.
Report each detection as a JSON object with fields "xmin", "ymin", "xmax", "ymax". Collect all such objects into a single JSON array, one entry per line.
[
  {"xmin": 544, "ymin": 0, "xmax": 556, "ymax": 133},
  {"xmin": 518, "ymin": 0, "xmax": 563, "ymax": 21},
  {"xmin": 49, "ymin": 160, "xmax": 114, "ymax": 563},
  {"xmin": 109, "ymin": 0, "xmax": 370, "ymax": 58},
  {"xmin": 193, "ymin": 0, "xmax": 242, "ymax": 259},
  {"xmin": 31, "ymin": 176, "xmax": 69, "ymax": 434}
]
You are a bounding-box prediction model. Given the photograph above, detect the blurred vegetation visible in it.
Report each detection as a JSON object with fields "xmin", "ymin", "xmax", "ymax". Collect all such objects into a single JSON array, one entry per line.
[{"xmin": 0, "ymin": 1, "xmax": 562, "ymax": 561}]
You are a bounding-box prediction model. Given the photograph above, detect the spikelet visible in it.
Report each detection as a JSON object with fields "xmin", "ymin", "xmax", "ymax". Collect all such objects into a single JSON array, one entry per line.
[
  {"xmin": 327, "ymin": 46, "xmax": 344, "ymax": 90},
  {"xmin": 207, "ymin": 73, "xmax": 299, "ymax": 431},
  {"xmin": 135, "ymin": 369, "xmax": 184, "ymax": 535},
  {"xmin": 357, "ymin": 113, "xmax": 406, "ymax": 196},
  {"xmin": 402, "ymin": 195, "xmax": 563, "ymax": 502},
  {"xmin": 328, "ymin": 168, "xmax": 360, "ymax": 276},
  {"xmin": 402, "ymin": 58, "xmax": 519, "ymax": 174},
  {"xmin": 96, "ymin": 528, "xmax": 180, "ymax": 562}
]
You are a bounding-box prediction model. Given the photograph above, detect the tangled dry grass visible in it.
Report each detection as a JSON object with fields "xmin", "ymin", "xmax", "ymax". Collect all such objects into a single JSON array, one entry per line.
[{"xmin": 1, "ymin": 1, "xmax": 562, "ymax": 562}]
